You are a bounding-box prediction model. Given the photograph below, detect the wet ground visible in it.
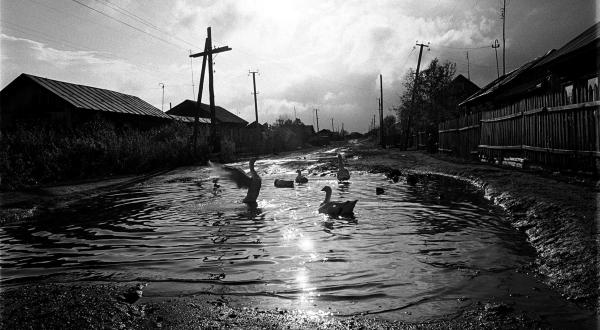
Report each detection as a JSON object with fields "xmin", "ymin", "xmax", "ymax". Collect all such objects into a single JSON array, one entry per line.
[{"xmin": 1, "ymin": 141, "xmax": 597, "ymax": 329}]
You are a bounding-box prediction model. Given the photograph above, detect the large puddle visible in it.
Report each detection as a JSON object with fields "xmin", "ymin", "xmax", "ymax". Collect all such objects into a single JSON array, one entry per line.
[{"xmin": 0, "ymin": 148, "xmax": 593, "ymax": 326}]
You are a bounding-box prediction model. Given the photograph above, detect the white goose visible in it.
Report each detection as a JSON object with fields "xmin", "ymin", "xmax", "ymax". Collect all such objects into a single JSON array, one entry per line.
[
  {"xmin": 210, "ymin": 158, "xmax": 261, "ymax": 203},
  {"xmin": 318, "ymin": 186, "xmax": 357, "ymax": 217},
  {"xmin": 295, "ymin": 170, "xmax": 308, "ymax": 184},
  {"xmin": 336, "ymin": 153, "xmax": 350, "ymax": 181}
]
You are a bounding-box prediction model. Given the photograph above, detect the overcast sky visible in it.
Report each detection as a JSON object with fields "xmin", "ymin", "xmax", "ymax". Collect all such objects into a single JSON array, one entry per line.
[{"xmin": 1, "ymin": 0, "xmax": 598, "ymax": 133}]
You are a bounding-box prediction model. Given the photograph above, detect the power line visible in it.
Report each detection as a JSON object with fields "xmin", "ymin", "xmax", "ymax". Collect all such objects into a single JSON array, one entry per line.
[
  {"xmin": 94, "ymin": 0, "xmax": 198, "ymax": 48},
  {"xmin": 70, "ymin": 0, "xmax": 188, "ymax": 51},
  {"xmin": 434, "ymin": 44, "xmax": 492, "ymax": 50}
]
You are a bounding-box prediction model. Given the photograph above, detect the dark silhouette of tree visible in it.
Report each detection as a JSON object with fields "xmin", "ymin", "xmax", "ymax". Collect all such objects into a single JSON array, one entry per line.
[{"xmin": 395, "ymin": 58, "xmax": 456, "ymax": 141}]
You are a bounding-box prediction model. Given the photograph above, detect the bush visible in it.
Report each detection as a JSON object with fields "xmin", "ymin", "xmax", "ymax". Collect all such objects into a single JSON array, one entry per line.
[{"xmin": 0, "ymin": 120, "xmax": 199, "ymax": 190}]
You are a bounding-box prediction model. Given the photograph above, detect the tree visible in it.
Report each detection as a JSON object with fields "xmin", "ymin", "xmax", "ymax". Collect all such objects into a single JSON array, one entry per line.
[{"xmin": 395, "ymin": 58, "xmax": 456, "ymax": 146}]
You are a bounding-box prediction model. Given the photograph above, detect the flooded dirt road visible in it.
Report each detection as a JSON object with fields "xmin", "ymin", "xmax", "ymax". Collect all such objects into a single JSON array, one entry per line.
[{"xmin": 1, "ymin": 146, "xmax": 595, "ymax": 328}]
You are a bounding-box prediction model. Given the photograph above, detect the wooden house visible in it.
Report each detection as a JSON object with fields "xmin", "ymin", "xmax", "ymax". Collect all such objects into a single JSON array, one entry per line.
[
  {"xmin": 439, "ymin": 22, "xmax": 599, "ymax": 171},
  {"xmin": 0, "ymin": 73, "xmax": 172, "ymax": 130}
]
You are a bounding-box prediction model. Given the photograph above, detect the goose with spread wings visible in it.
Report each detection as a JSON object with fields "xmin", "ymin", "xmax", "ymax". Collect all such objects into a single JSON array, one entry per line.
[{"xmin": 210, "ymin": 158, "xmax": 261, "ymax": 203}]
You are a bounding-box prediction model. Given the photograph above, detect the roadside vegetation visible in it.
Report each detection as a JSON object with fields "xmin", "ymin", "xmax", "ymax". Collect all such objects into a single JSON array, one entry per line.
[{"xmin": 0, "ymin": 119, "xmax": 197, "ymax": 190}]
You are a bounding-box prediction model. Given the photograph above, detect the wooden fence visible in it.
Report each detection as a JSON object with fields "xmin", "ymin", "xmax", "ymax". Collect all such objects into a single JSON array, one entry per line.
[
  {"xmin": 439, "ymin": 83, "xmax": 600, "ymax": 172},
  {"xmin": 438, "ymin": 112, "xmax": 482, "ymax": 158}
]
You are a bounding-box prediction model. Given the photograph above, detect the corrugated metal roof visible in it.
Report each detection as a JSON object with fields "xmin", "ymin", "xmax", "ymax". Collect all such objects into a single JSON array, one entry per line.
[{"xmin": 23, "ymin": 74, "xmax": 171, "ymax": 119}]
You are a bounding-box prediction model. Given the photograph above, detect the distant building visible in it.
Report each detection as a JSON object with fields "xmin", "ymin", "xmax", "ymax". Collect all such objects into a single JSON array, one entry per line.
[
  {"xmin": 167, "ymin": 99, "xmax": 248, "ymax": 150},
  {"xmin": 0, "ymin": 73, "xmax": 171, "ymax": 129},
  {"xmin": 443, "ymin": 74, "xmax": 480, "ymax": 119}
]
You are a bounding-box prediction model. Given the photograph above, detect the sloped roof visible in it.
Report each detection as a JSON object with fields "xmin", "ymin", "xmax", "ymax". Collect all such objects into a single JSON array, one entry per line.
[
  {"xmin": 15, "ymin": 73, "xmax": 171, "ymax": 119},
  {"xmin": 460, "ymin": 22, "xmax": 600, "ymax": 107},
  {"xmin": 459, "ymin": 52, "xmax": 550, "ymax": 106},
  {"xmin": 451, "ymin": 74, "xmax": 479, "ymax": 91},
  {"xmin": 533, "ymin": 21, "xmax": 599, "ymax": 69},
  {"xmin": 166, "ymin": 99, "xmax": 247, "ymax": 125}
]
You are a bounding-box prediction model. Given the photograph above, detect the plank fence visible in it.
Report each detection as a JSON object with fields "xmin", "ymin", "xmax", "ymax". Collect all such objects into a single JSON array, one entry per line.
[
  {"xmin": 438, "ymin": 83, "xmax": 600, "ymax": 172},
  {"xmin": 438, "ymin": 112, "xmax": 482, "ymax": 158}
]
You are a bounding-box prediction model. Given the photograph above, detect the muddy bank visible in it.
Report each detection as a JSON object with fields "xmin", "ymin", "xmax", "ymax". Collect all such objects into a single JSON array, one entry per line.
[
  {"xmin": 342, "ymin": 142, "xmax": 597, "ymax": 312},
  {"xmin": 1, "ymin": 283, "xmax": 545, "ymax": 329}
]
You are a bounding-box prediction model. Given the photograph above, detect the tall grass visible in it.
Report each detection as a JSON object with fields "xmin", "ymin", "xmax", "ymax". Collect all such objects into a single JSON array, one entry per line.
[{"xmin": 0, "ymin": 119, "xmax": 200, "ymax": 190}]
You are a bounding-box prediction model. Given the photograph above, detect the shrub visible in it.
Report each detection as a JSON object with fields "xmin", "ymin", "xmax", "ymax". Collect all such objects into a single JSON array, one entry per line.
[{"xmin": 0, "ymin": 119, "xmax": 198, "ymax": 190}]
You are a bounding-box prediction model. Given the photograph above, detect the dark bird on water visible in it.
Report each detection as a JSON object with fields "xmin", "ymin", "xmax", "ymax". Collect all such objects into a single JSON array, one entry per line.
[
  {"xmin": 295, "ymin": 169, "xmax": 309, "ymax": 183},
  {"xmin": 376, "ymin": 187, "xmax": 385, "ymax": 195},
  {"xmin": 319, "ymin": 186, "xmax": 357, "ymax": 217},
  {"xmin": 336, "ymin": 153, "xmax": 350, "ymax": 181},
  {"xmin": 274, "ymin": 179, "xmax": 294, "ymax": 188}
]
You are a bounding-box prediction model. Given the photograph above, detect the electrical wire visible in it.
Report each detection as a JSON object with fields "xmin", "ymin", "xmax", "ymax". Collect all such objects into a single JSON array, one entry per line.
[
  {"xmin": 70, "ymin": 0, "xmax": 188, "ymax": 51},
  {"xmin": 94, "ymin": 0, "xmax": 198, "ymax": 48}
]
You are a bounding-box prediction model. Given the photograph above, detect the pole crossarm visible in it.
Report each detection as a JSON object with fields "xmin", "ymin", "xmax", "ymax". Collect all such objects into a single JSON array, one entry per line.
[{"xmin": 189, "ymin": 46, "xmax": 232, "ymax": 58}]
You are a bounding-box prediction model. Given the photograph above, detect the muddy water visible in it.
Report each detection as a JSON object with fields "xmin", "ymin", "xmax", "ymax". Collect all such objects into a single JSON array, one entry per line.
[{"xmin": 0, "ymin": 149, "xmax": 592, "ymax": 326}]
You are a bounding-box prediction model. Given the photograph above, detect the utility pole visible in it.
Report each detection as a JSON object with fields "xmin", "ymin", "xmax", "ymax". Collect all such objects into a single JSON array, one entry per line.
[
  {"xmin": 331, "ymin": 118, "xmax": 334, "ymax": 131},
  {"xmin": 465, "ymin": 51, "xmax": 470, "ymax": 80},
  {"xmin": 189, "ymin": 50, "xmax": 195, "ymax": 98},
  {"xmin": 314, "ymin": 108, "xmax": 319, "ymax": 132},
  {"xmin": 379, "ymin": 74, "xmax": 385, "ymax": 148},
  {"xmin": 405, "ymin": 42, "xmax": 429, "ymax": 149},
  {"xmin": 159, "ymin": 83, "xmax": 165, "ymax": 111},
  {"xmin": 249, "ymin": 70, "xmax": 259, "ymax": 123},
  {"xmin": 189, "ymin": 27, "xmax": 231, "ymax": 154},
  {"xmin": 501, "ymin": 0, "xmax": 506, "ymax": 75},
  {"xmin": 492, "ymin": 39, "xmax": 500, "ymax": 78}
]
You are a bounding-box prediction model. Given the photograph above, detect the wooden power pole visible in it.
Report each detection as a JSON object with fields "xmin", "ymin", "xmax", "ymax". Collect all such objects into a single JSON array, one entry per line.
[
  {"xmin": 190, "ymin": 27, "xmax": 231, "ymax": 154},
  {"xmin": 502, "ymin": 0, "xmax": 506, "ymax": 75},
  {"xmin": 404, "ymin": 42, "xmax": 429, "ymax": 149},
  {"xmin": 379, "ymin": 74, "xmax": 385, "ymax": 148},
  {"xmin": 492, "ymin": 39, "xmax": 500, "ymax": 78},
  {"xmin": 249, "ymin": 70, "xmax": 259, "ymax": 123},
  {"xmin": 314, "ymin": 108, "xmax": 319, "ymax": 132}
]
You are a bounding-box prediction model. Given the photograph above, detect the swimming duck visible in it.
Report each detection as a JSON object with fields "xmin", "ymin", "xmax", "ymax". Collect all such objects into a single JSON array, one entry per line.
[
  {"xmin": 336, "ymin": 154, "xmax": 350, "ymax": 181},
  {"xmin": 211, "ymin": 158, "xmax": 261, "ymax": 203},
  {"xmin": 318, "ymin": 186, "xmax": 357, "ymax": 217},
  {"xmin": 274, "ymin": 179, "xmax": 294, "ymax": 188},
  {"xmin": 295, "ymin": 170, "xmax": 308, "ymax": 184}
]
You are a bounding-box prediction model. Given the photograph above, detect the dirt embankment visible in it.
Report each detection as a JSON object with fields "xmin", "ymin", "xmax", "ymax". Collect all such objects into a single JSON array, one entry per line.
[
  {"xmin": 344, "ymin": 143, "xmax": 598, "ymax": 312},
  {"xmin": 0, "ymin": 283, "xmax": 545, "ymax": 330}
]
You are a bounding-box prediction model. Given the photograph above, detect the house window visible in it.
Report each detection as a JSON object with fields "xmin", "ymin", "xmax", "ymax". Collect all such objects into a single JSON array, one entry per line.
[{"xmin": 564, "ymin": 84, "xmax": 573, "ymax": 104}]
